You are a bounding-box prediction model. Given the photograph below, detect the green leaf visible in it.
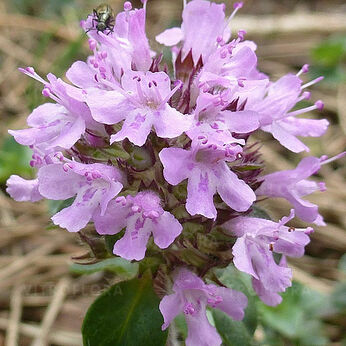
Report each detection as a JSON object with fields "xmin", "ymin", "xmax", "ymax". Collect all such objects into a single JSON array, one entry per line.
[
  {"xmin": 312, "ymin": 35, "xmax": 346, "ymax": 67},
  {"xmin": 48, "ymin": 198, "xmax": 74, "ymax": 216},
  {"xmin": 249, "ymin": 206, "xmax": 271, "ymax": 220},
  {"xmin": 309, "ymin": 65, "xmax": 346, "ymax": 84},
  {"xmin": 11, "ymin": 0, "xmax": 78, "ymax": 17},
  {"xmin": 338, "ymin": 254, "xmax": 346, "ymax": 273},
  {"xmin": 82, "ymin": 271, "xmax": 167, "ymax": 346},
  {"xmin": 70, "ymin": 257, "xmax": 138, "ymax": 279},
  {"xmin": 310, "ymin": 35, "xmax": 346, "ymax": 84},
  {"xmin": 258, "ymin": 282, "xmax": 328, "ymax": 346},
  {"xmin": 213, "ymin": 310, "xmax": 253, "ymax": 346},
  {"xmin": 0, "ymin": 136, "xmax": 33, "ymax": 183},
  {"xmin": 215, "ymin": 265, "xmax": 258, "ymax": 336},
  {"xmin": 174, "ymin": 314, "xmax": 188, "ymax": 340},
  {"xmin": 330, "ymin": 282, "xmax": 346, "ymax": 313},
  {"xmin": 52, "ymin": 34, "xmax": 86, "ymax": 76},
  {"xmin": 138, "ymin": 256, "xmax": 163, "ymax": 275},
  {"xmin": 312, "ymin": 41, "xmax": 344, "ymax": 67},
  {"xmin": 233, "ymin": 163, "xmax": 263, "ymax": 172}
]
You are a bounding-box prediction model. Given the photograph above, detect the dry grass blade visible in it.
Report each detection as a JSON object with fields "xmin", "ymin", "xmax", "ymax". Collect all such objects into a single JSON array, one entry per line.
[
  {"xmin": 0, "ymin": 35, "xmax": 50, "ymax": 71},
  {"xmin": 5, "ymin": 285, "xmax": 24, "ymax": 346},
  {"xmin": 30, "ymin": 277, "xmax": 71, "ymax": 346},
  {"xmin": 0, "ymin": 317, "xmax": 82, "ymax": 346},
  {"xmin": 337, "ymin": 84, "xmax": 346, "ymax": 135},
  {"xmin": 232, "ymin": 13, "xmax": 346, "ymax": 35},
  {"xmin": 0, "ymin": 13, "xmax": 78, "ymax": 41},
  {"xmin": 289, "ymin": 264, "xmax": 333, "ymax": 295},
  {"xmin": 0, "ymin": 238, "xmax": 66, "ymax": 283}
]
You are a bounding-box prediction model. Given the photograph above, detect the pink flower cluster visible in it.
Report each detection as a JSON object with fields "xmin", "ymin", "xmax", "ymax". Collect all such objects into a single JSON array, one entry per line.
[{"xmin": 6, "ymin": 1, "xmax": 345, "ymax": 344}]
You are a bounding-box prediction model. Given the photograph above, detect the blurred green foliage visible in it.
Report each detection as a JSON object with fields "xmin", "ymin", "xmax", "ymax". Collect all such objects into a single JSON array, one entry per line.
[
  {"xmin": 11, "ymin": 0, "xmax": 91, "ymax": 18},
  {"xmin": 259, "ymin": 283, "xmax": 329, "ymax": 346},
  {"xmin": 70, "ymin": 257, "xmax": 139, "ymax": 279},
  {"xmin": 0, "ymin": 137, "xmax": 33, "ymax": 184},
  {"xmin": 330, "ymin": 254, "xmax": 346, "ymax": 313},
  {"xmin": 311, "ymin": 35, "xmax": 346, "ymax": 84}
]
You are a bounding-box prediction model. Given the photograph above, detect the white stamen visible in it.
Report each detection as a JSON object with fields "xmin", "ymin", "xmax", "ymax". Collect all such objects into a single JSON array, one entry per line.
[
  {"xmin": 141, "ymin": 0, "xmax": 147, "ymax": 12},
  {"xmin": 296, "ymin": 64, "xmax": 309, "ymax": 76},
  {"xmin": 302, "ymin": 76, "xmax": 324, "ymax": 89},
  {"xmin": 321, "ymin": 152, "xmax": 346, "ymax": 166},
  {"xmin": 285, "ymin": 101, "xmax": 322, "ymax": 118},
  {"xmin": 296, "ymin": 91, "xmax": 311, "ymax": 102},
  {"xmin": 19, "ymin": 67, "xmax": 46, "ymax": 84},
  {"xmin": 225, "ymin": 2, "xmax": 243, "ymax": 31},
  {"xmin": 159, "ymin": 80, "xmax": 183, "ymax": 108}
]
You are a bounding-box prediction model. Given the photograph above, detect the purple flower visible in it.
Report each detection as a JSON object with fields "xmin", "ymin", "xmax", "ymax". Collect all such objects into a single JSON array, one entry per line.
[
  {"xmin": 256, "ymin": 156, "xmax": 327, "ymax": 225},
  {"xmin": 245, "ymin": 74, "xmax": 329, "ymax": 152},
  {"xmin": 8, "ymin": 68, "xmax": 95, "ymax": 151},
  {"xmin": 223, "ymin": 210, "xmax": 312, "ymax": 305},
  {"xmin": 85, "ymin": 70, "xmax": 193, "ymax": 146},
  {"xmin": 38, "ymin": 159, "xmax": 124, "ymax": 232},
  {"xmin": 6, "ymin": 175, "xmax": 42, "ymax": 202},
  {"xmin": 6, "ymin": 146, "xmax": 64, "ymax": 203},
  {"xmin": 80, "ymin": 2, "xmax": 152, "ymax": 73},
  {"xmin": 252, "ymin": 255, "xmax": 290, "ymax": 307},
  {"xmin": 193, "ymin": 91, "xmax": 260, "ymax": 134},
  {"xmin": 159, "ymin": 132, "xmax": 256, "ymax": 219},
  {"xmin": 156, "ymin": 0, "xmax": 243, "ymax": 65},
  {"xmin": 5, "ymin": 1, "xmax": 341, "ymax": 334},
  {"xmin": 159, "ymin": 267, "xmax": 248, "ymax": 346},
  {"xmin": 198, "ymin": 40, "xmax": 262, "ymax": 90},
  {"xmin": 93, "ymin": 191, "xmax": 182, "ymax": 261}
]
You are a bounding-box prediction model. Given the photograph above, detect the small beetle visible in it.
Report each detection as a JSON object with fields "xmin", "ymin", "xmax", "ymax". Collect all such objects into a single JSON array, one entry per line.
[{"xmin": 89, "ymin": 3, "xmax": 115, "ymax": 34}]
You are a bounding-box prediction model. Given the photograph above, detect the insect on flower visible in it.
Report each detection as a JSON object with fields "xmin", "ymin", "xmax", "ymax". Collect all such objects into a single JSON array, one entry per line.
[{"xmin": 89, "ymin": 3, "xmax": 115, "ymax": 34}]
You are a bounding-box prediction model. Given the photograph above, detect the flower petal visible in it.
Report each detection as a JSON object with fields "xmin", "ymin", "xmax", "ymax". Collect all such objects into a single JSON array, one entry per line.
[
  {"xmin": 223, "ymin": 110, "xmax": 259, "ymax": 133},
  {"xmin": 99, "ymin": 181, "xmax": 123, "ymax": 216},
  {"xmin": 154, "ymin": 105, "xmax": 193, "ymax": 139},
  {"xmin": 185, "ymin": 303, "xmax": 222, "ymax": 346},
  {"xmin": 93, "ymin": 201, "xmax": 128, "ymax": 235},
  {"xmin": 159, "ymin": 293, "xmax": 183, "ymax": 330},
  {"xmin": 127, "ymin": 8, "xmax": 152, "ymax": 70},
  {"xmin": 47, "ymin": 115, "xmax": 85, "ymax": 149},
  {"xmin": 252, "ymin": 277, "xmax": 283, "ymax": 306},
  {"xmin": 232, "ymin": 237, "xmax": 258, "ymax": 279},
  {"xmin": 38, "ymin": 164, "xmax": 81, "ymax": 200},
  {"xmin": 110, "ymin": 110, "xmax": 153, "ymax": 146},
  {"xmin": 274, "ymin": 229, "xmax": 310, "ymax": 257},
  {"xmin": 279, "ymin": 117, "xmax": 329, "ymax": 137},
  {"xmin": 86, "ymin": 88, "xmax": 131, "ymax": 125},
  {"xmin": 66, "ymin": 61, "xmax": 97, "ymax": 88},
  {"xmin": 51, "ymin": 186, "xmax": 100, "ymax": 232},
  {"xmin": 6, "ymin": 175, "xmax": 42, "ymax": 202},
  {"xmin": 252, "ymin": 246, "xmax": 292, "ymax": 303},
  {"xmin": 156, "ymin": 27, "xmax": 184, "ymax": 46},
  {"xmin": 182, "ymin": 0, "xmax": 227, "ymax": 64},
  {"xmin": 269, "ymin": 122, "xmax": 309, "ymax": 153},
  {"xmin": 159, "ymin": 147, "xmax": 191, "ymax": 185},
  {"xmin": 27, "ymin": 103, "xmax": 67, "ymax": 127},
  {"xmin": 286, "ymin": 190, "xmax": 320, "ymax": 224},
  {"xmin": 216, "ymin": 163, "xmax": 256, "ymax": 212},
  {"xmin": 152, "ymin": 211, "xmax": 182, "ymax": 249},
  {"xmin": 113, "ymin": 217, "xmax": 152, "ymax": 261},
  {"xmin": 186, "ymin": 169, "xmax": 217, "ymax": 219},
  {"xmin": 214, "ymin": 287, "xmax": 248, "ymax": 321}
]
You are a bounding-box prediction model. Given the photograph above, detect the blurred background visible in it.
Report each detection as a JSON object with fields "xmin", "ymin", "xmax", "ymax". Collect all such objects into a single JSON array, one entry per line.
[{"xmin": 0, "ymin": 0, "xmax": 345, "ymax": 345}]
